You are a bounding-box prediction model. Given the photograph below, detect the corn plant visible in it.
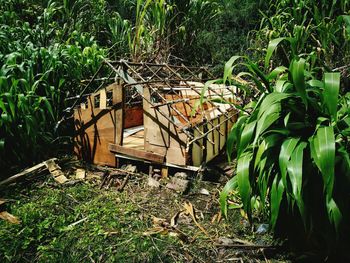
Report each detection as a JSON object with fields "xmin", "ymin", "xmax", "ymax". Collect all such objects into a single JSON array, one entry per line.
[
  {"xmin": 252, "ymin": 0, "xmax": 350, "ymax": 73},
  {"xmin": 220, "ymin": 39, "xmax": 350, "ymax": 250}
]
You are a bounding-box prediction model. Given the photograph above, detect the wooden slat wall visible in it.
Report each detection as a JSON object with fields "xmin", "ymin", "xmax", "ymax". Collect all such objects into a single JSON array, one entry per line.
[
  {"xmin": 143, "ymin": 87, "xmax": 188, "ymax": 166},
  {"xmin": 74, "ymin": 83, "xmax": 122, "ymax": 167}
]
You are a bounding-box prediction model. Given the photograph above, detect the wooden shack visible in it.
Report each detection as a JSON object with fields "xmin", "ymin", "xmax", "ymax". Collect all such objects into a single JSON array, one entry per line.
[{"xmin": 74, "ymin": 60, "xmax": 238, "ymax": 171}]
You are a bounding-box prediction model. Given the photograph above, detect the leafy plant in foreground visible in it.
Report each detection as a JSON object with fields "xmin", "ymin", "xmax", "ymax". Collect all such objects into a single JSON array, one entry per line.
[{"xmin": 220, "ymin": 43, "xmax": 350, "ymax": 251}]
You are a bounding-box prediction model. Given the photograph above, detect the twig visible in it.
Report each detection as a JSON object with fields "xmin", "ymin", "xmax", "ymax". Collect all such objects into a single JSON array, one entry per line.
[
  {"xmin": 215, "ymin": 244, "xmax": 277, "ymax": 250},
  {"xmin": 117, "ymin": 174, "xmax": 130, "ymax": 192},
  {"xmin": 150, "ymin": 237, "xmax": 164, "ymax": 263},
  {"xmin": 67, "ymin": 217, "xmax": 88, "ymax": 228}
]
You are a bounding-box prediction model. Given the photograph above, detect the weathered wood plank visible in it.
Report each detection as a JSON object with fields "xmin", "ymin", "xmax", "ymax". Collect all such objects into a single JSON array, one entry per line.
[
  {"xmin": 0, "ymin": 158, "xmax": 56, "ymax": 187},
  {"xmin": 109, "ymin": 143, "xmax": 165, "ymax": 163}
]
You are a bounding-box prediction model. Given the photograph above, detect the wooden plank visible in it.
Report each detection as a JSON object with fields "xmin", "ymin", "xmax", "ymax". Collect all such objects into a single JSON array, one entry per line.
[
  {"xmin": 214, "ymin": 117, "xmax": 220, "ymax": 155},
  {"xmin": 100, "ymin": 88, "xmax": 107, "ymax": 109},
  {"xmin": 0, "ymin": 158, "xmax": 56, "ymax": 187},
  {"xmin": 161, "ymin": 167, "xmax": 168, "ymax": 178},
  {"xmin": 74, "ymin": 98, "xmax": 117, "ymax": 166},
  {"xmin": 206, "ymin": 121, "xmax": 215, "ymax": 162},
  {"xmin": 166, "ymin": 146, "xmax": 187, "ymax": 166},
  {"xmin": 220, "ymin": 114, "xmax": 226, "ymax": 149},
  {"xmin": 124, "ymin": 106, "xmax": 143, "ymax": 128},
  {"xmin": 114, "ymin": 83, "xmax": 123, "ymax": 146},
  {"xmin": 192, "ymin": 125, "xmax": 203, "ymax": 166},
  {"xmin": 109, "ymin": 143, "xmax": 165, "ymax": 163}
]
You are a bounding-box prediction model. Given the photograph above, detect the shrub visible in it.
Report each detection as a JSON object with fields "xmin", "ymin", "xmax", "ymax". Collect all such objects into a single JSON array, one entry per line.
[{"xmin": 220, "ymin": 42, "xmax": 350, "ymax": 253}]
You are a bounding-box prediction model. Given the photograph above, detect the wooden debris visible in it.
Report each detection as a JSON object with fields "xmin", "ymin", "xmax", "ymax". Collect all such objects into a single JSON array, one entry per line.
[
  {"xmin": 0, "ymin": 211, "xmax": 21, "ymax": 224},
  {"xmin": 45, "ymin": 159, "xmax": 68, "ymax": 184},
  {"xmin": 198, "ymin": 188, "xmax": 210, "ymax": 196},
  {"xmin": 166, "ymin": 177, "xmax": 189, "ymax": 193},
  {"xmin": 174, "ymin": 172, "xmax": 188, "ymax": 179},
  {"xmin": 0, "ymin": 158, "xmax": 56, "ymax": 187},
  {"xmin": 75, "ymin": 168, "xmax": 86, "ymax": 180},
  {"xmin": 215, "ymin": 236, "xmax": 276, "ymax": 250},
  {"xmin": 100, "ymin": 165, "xmax": 137, "ymax": 190},
  {"xmin": 147, "ymin": 177, "xmax": 160, "ymax": 188},
  {"xmin": 183, "ymin": 201, "xmax": 210, "ymax": 238},
  {"xmin": 161, "ymin": 167, "xmax": 168, "ymax": 178},
  {"xmin": 0, "ymin": 199, "xmax": 6, "ymax": 207},
  {"xmin": 117, "ymin": 174, "xmax": 130, "ymax": 192}
]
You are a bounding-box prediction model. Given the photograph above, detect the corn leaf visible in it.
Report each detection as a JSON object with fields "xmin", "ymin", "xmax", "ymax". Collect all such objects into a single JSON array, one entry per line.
[
  {"xmin": 311, "ymin": 126, "xmax": 335, "ymax": 197},
  {"xmin": 271, "ymin": 175, "xmax": 285, "ymax": 230},
  {"xmin": 287, "ymin": 141, "xmax": 307, "ymax": 221},
  {"xmin": 236, "ymin": 151, "xmax": 253, "ymax": 217},
  {"xmin": 238, "ymin": 120, "xmax": 256, "ymax": 157},
  {"xmin": 326, "ymin": 198, "xmax": 342, "ymax": 234},
  {"xmin": 265, "ymin": 37, "xmax": 287, "ymax": 69},
  {"xmin": 223, "ymin": 56, "xmax": 241, "ymax": 84},
  {"xmin": 279, "ymin": 137, "xmax": 300, "ymax": 192},
  {"xmin": 268, "ymin": 66, "xmax": 288, "ymax": 80},
  {"xmin": 290, "ymin": 59, "xmax": 307, "ymax": 106},
  {"xmin": 323, "ymin": 72, "xmax": 340, "ymax": 120},
  {"xmin": 220, "ymin": 176, "xmax": 238, "ymax": 218}
]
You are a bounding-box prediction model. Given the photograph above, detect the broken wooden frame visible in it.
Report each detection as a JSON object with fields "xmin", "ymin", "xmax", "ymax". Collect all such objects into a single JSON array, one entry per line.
[{"xmin": 74, "ymin": 60, "xmax": 239, "ymax": 170}]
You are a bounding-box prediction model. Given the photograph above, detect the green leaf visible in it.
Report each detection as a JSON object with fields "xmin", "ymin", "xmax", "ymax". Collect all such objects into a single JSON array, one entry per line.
[
  {"xmin": 323, "ymin": 72, "xmax": 340, "ymax": 120},
  {"xmin": 270, "ymin": 175, "xmax": 285, "ymax": 230},
  {"xmin": 279, "ymin": 137, "xmax": 300, "ymax": 192},
  {"xmin": 191, "ymin": 79, "xmax": 220, "ymax": 116},
  {"xmin": 265, "ymin": 37, "xmax": 287, "ymax": 69},
  {"xmin": 287, "ymin": 141, "xmax": 307, "ymax": 222},
  {"xmin": 0, "ymin": 139, "xmax": 4, "ymax": 151},
  {"xmin": 238, "ymin": 120, "xmax": 256, "ymax": 157},
  {"xmin": 42, "ymin": 97, "xmax": 55, "ymax": 120},
  {"xmin": 254, "ymin": 103, "xmax": 281, "ymax": 144},
  {"xmin": 253, "ymin": 92, "xmax": 291, "ymax": 144},
  {"xmin": 326, "ymin": 198, "xmax": 342, "ymax": 234},
  {"xmin": 223, "ymin": 56, "xmax": 242, "ymax": 84},
  {"xmin": 268, "ymin": 66, "xmax": 288, "ymax": 80},
  {"xmin": 290, "ymin": 59, "xmax": 307, "ymax": 106},
  {"xmin": 220, "ymin": 176, "xmax": 238, "ymax": 218},
  {"xmin": 311, "ymin": 126, "xmax": 335, "ymax": 197},
  {"xmin": 237, "ymin": 151, "xmax": 253, "ymax": 218}
]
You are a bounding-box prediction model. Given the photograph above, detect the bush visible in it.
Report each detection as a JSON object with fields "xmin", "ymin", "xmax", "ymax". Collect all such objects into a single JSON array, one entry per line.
[{"xmin": 220, "ymin": 43, "xmax": 350, "ymax": 253}]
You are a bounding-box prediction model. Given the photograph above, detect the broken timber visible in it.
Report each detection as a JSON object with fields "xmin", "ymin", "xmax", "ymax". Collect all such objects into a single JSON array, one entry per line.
[
  {"xmin": 74, "ymin": 60, "xmax": 239, "ymax": 170},
  {"xmin": 0, "ymin": 158, "xmax": 68, "ymax": 186}
]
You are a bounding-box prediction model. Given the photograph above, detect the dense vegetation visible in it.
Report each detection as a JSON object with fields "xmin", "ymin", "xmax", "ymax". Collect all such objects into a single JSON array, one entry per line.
[
  {"xmin": 1, "ymin": 0, "xmax": 350, "ymax": 259},
  {"xmin": 220, "ymin": 0, "xmax": 350, "ymax": 257}
]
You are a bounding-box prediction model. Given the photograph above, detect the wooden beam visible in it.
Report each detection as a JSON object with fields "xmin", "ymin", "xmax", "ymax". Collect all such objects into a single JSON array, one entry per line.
[
  {"xmin": 0, "ymin": 158, "xmax": 57, "ymax": 187},
  {"xmin": 109, "ymin": 143, "xmax": 165, "ymax": 164}
]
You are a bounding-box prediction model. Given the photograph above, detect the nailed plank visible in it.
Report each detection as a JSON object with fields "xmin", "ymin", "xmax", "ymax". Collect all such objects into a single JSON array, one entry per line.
[
  {"xmin": 74, "ymin": 95, "xmax": 117, "ymax": 166},
  {"xmin": 109, "ymin": 143, "xmax": 164, "ymax": 163},
  {"xmin": 45, "ymin": 159, "xmax": 68, "ymax": 184},
  {"xmin": 114, "ymin": 83, "xmax": 123, "ymax": 145},
  {"xmin": 0, "ymin": 158, "xmax": 56, "ymax": 187},
  {"xmin": 75, "ymin": 169, "xmax": 86, "ymax": 180}
]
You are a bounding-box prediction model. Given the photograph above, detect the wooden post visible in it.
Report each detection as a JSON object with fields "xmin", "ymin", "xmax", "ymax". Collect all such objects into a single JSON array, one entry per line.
[{"xmin": 161, "ymin": 166, "xmax": 168, "ymax": 178}]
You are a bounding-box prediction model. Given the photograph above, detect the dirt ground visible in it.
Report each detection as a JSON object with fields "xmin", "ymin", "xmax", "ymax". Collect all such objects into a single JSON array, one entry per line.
[{"xmin": 0, "ymin": 158, "xmax": 291, "ymax": 262}]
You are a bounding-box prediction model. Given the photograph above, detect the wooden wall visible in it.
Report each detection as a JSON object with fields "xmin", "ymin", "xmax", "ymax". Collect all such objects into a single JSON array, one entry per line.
[{"xmin": 74, "ymin": 83, "xmax": 122, "ymax": 166}]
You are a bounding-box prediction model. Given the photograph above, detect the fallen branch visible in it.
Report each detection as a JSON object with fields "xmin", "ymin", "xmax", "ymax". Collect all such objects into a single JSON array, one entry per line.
[{"xmin": 215, "ymin": 243, "xmax": 277, "ymax": 250}]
